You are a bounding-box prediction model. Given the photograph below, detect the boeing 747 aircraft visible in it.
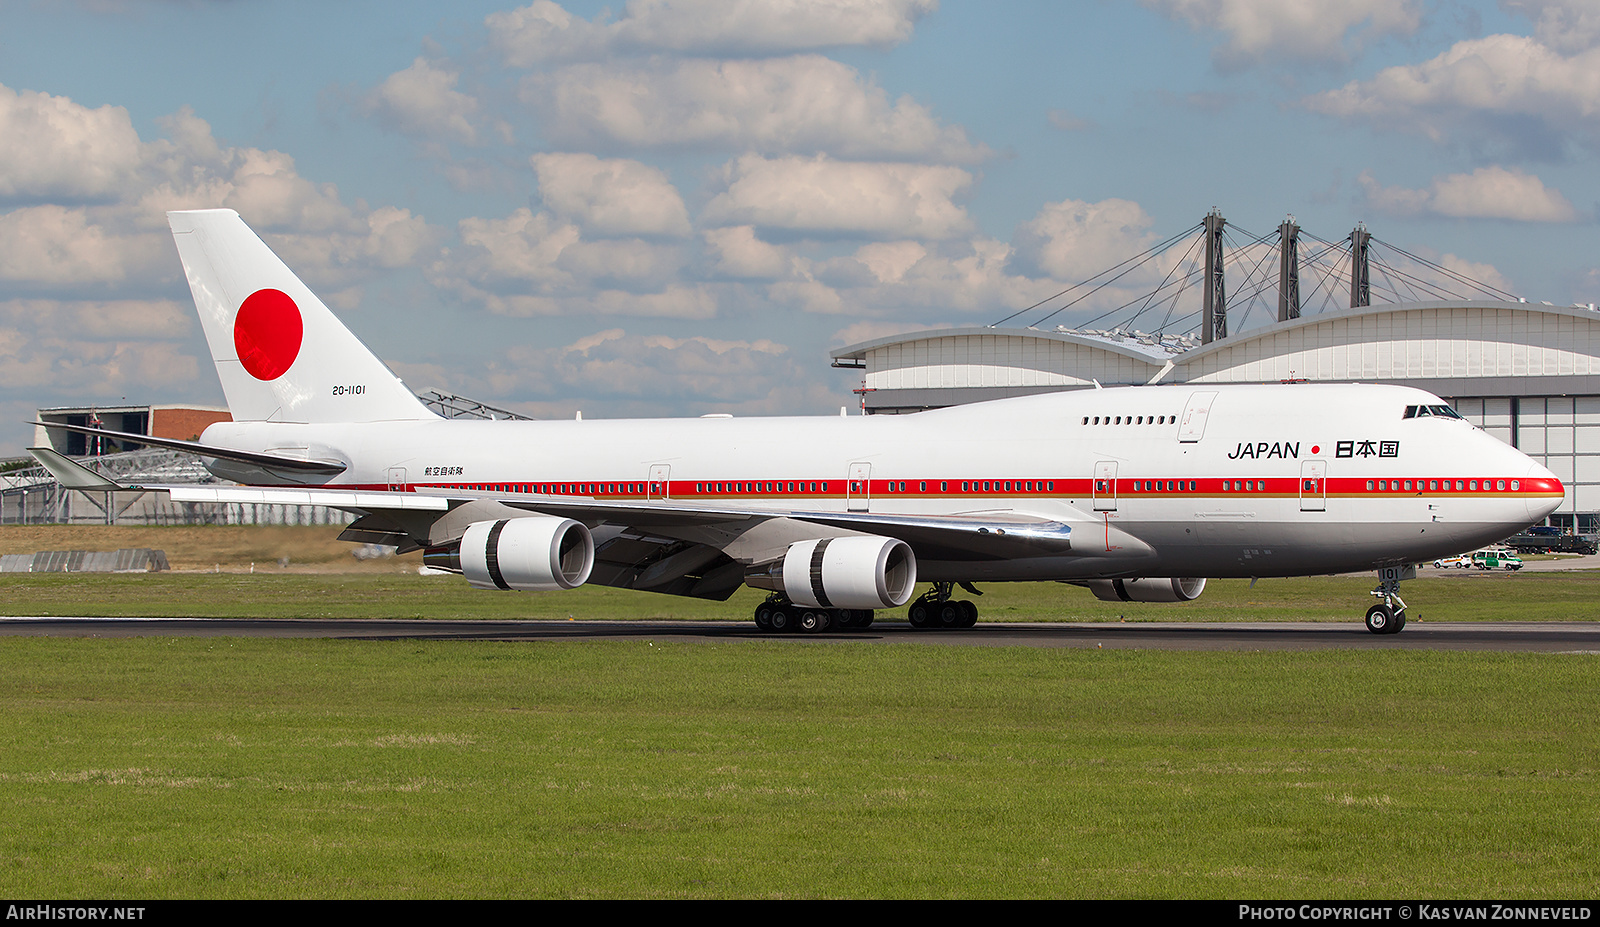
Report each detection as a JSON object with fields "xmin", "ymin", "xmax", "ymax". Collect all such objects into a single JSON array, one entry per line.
[{"xmin": 31, "ymin": 210, "xmax": 1564, "ymax": 634}]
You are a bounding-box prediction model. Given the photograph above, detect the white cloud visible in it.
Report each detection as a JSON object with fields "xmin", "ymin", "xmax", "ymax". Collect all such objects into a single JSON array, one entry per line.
[
  {"xmin": 1047, "ymin": 109, "xmax": 1094, "ymax": 131},
  {"xmin": 762, "ymin": 235, "xmax": 1063, "ymax": 318},
  {"xmin": 1304, "ymin": 34, "xmax": 1600, "ymax": 153},
  {"xmin": 488, "ymin": 0, "xmax": 936, "ymax": 65},
  {"xmin": 767, "ymin": 280, "xmax": 847, "ymax": 314},
  {"xmin": 0, "ymin": 80, "xmax": 450, "ymax": 450},
  {"xmin": 0, "ymin": 298, "xmax": 191, "ymax": 341},
  {"xmin": 1433, "ymin": 253, "xmax": 1515, "ymax": 295},
  {"xmin": 1144, "ymin": 0, "xmax": 1421, "ymax": 69},
  {"xmin": 524, "ymin": 55, "xmax": 985, "ymax": 161},
  {"xmin": 267, "ymin": 206, "xmax": 439, "ymax": 290},
  {"xmin": 511, "ymin": 327, "xmax": 802, "ymax": 407},
  {"xmin": 0, "ymin": 205, "xmax": 165, "ymax": 289},
  {"xmin": 702, "ymin": 225, "xmax": 792, "ymax": 279},
  {"xmin": 430, "ymin": 207, "xmax": 710, "ymax": 317},
  {"xmin": 854, "ymin": 240, "xmax": 928, "ymax": 284},
  {"xmin": 1503, "ymin": 0, "xmax": 1600, "ymax": 54},
  {"xmin": 397, "ymin": 327, "xmax": 830, "ymax": 419},
  {"xmin": 532, "ymin": 152, "xmax": 690, "ymax": 237},
  {"xmin": 703, "ymin": 154, "xmax": 974, "ymax": 239},
  {"xmin": 1357, "ymin": 167, "xmax": 1581, "ymax": 222},
  {"xmin": 829, "ymin": 319, "xmax": 946, "ymax": 347},
  {"xmin": 363, "ymin": 57, "xmax": 482, "ymax": 146},
  {"xmin": 1009, "ymin": 197, "xmax": 1159, "ymax": 281},
  {"xmin": 442, "ymin": 207, "xmax": 584, "ymax": 293},
  {"xmin": 0, "ymin": 85, "xmax": 143, "ymax": 202},
  {"xmin": 0, "ymin": 299, "xmax": 200, "ymax": 393}
]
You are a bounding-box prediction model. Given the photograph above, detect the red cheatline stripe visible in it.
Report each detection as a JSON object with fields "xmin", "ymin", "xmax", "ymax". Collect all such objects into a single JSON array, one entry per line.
[{"xmin": 335, "ymin": 475, "xmax": 1564, "ymax": 498}]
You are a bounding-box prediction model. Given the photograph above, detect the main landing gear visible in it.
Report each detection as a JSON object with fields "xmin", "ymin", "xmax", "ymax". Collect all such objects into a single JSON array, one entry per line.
[
  {"xmin": 750, "ymin": 582, "xmax": 985, "ymax": 634},
  {"xmin": 753, "ymin": 595, "xmax": 874, "ymax": 634},
  {"xmin": 1364, "ymin": 570, "xmax": 1410, "ymax": 635},
  {"xmin": 906, "ymin": 582, "xmax": 980, "ymax": 630}
]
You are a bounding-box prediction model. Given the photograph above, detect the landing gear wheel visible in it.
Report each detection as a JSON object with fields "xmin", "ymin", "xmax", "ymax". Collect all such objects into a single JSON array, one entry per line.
[
  {"xmin": 959, "ymin": 600, "xmax": 978, "ymax": 628},
  {"xmin": 1391, "ymin": 609, "xmax": 1406, "ymax": 633},
  {"xmin": 754, "ymin": 604, "xmax": 773, "ymax": 631},
  {"xmin": 797, "ymin": 609, "xmax": 829, "ymax": 633},
  {"xmin": 853, "ymin": 610, "xmax": 874, "ymax": 629},
  {"xmin": 938, "ymin": 602, "xmax": 964, "ymax": 628},
  {"xmin": 1364, "ymin": 603, "xmax": 1392, "ymax": 634},
  {"xmin": 908, "ymin": 601, "xmax": 932, "ymax": 628},
  {"xmin": 768, "ymin": 606, "xmax": 791, "ymax": 633}
]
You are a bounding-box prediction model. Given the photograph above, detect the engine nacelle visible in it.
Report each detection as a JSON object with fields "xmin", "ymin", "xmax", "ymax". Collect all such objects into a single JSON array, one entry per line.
[
  {"xmin": 453, "ymin": 517, "xmax": 594, "ymax": 591},
  {"xmin": 1084, "ymin": 577, "xmax": 1206, "ymax": 603},
  {"xmin": 747, "ymin": 535, "xmax": 917, "ymax": 609}
]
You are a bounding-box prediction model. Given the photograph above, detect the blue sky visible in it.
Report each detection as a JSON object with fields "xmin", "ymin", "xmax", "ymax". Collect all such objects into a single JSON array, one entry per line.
[{"xmin": 1, "ymin": 0, "xmax": 1596, "ymax": 454}]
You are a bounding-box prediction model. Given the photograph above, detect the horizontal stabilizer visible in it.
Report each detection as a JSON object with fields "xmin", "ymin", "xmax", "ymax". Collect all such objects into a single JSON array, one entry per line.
[
  {"xmin": 32, "ymin": 421, "xmax": 348, "ymax": 475},
  {"xmin": 26, "ymin": 447, "xmax": 125, "ymax": 491}
]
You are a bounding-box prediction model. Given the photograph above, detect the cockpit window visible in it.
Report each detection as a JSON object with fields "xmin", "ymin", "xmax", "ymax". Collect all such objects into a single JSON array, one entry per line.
[{"xmin": 1403, "ymin": 404, "xmax": 1464, "ymax": 420}]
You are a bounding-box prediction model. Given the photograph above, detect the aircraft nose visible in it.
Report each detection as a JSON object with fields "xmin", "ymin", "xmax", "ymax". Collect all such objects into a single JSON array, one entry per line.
[{"xmin": 1525, "ymin": 459, "xmax": 1563, "ymax": 523}]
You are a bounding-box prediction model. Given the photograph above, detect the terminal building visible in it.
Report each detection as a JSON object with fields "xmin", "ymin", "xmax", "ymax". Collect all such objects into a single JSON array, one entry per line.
[{"xmin": 833, "ymin": 215, "xmax": 1600, "ymax": 532}]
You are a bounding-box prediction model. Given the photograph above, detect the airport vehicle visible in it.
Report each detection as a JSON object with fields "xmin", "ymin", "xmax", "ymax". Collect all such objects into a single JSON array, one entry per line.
[
  {"xmin": 30, "ymin": 210, "xmax": 1565, "ymax": 635},
  {"xmin": 1503, "ymin": 530, "xmax": 1598, "ymax": 555},
  {"xmin": 1433, "ymin": 554, "xmax": 1473, "ymax": 569},
  {"xmin": 1472, "ymin": 548, "xmax": 1524, "ymax": 571}
]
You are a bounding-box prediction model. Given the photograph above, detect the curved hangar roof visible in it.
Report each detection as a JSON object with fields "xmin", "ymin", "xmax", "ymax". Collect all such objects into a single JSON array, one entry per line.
[{"xmin": 831, "ymin": 300, "xmax": 1600, "ymax": 410}]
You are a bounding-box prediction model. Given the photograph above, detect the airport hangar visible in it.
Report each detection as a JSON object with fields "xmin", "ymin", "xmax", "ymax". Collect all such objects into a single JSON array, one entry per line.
[{"xmin": 832, "ymin": 298, "xmax": 1600, "ymax": 534}]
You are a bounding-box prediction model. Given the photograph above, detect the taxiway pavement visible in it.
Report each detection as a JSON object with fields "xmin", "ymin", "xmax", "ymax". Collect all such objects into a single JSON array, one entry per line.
[{"xmin": 3, "ymin": 617, "xmax": 1597, "ymax": 652}]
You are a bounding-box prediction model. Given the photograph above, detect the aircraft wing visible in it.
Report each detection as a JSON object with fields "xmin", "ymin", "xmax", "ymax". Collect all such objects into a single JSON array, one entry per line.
[{"xmin": 500, "ymin": 497, "xmax": 1078, "ymax": 560}]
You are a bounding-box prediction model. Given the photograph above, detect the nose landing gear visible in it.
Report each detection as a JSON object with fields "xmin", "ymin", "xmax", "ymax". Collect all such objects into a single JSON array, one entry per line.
[{"xmin": 1365, "ymin": 566, "xmax": 1412, "ymax": 634}]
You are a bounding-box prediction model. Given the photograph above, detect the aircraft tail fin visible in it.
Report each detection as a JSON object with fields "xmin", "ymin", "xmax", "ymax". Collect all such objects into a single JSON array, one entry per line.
[{"xmin": 167, "ymin": 209, "xmax": 437, "ymax": 424}]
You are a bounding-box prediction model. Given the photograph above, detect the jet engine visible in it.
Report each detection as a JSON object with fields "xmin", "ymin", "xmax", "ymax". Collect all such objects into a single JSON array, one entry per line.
[
  {"xmin": 746, "ymin": 535, "xmax": 917, "ymax": 609},
  {"xmin": 426, "ymin": 516, "xmax": 594, "ymax": 591},
  {"xmin": 1083, "ymin": 577, "xmax": 1206, "ymax": 603}
]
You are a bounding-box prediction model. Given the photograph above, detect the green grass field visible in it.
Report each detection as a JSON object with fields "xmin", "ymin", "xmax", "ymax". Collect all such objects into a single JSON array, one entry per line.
[
  {"xmin": 4, "ymin": 569, "xmax": 1600, "ymax": 622},
  {"xmin": 0, "ymin": 638, "xmax": 1594, "ymax": 898},
  {"xmin": 3, "ymin": 553, "xmax": 1597, "ymax": 897}
]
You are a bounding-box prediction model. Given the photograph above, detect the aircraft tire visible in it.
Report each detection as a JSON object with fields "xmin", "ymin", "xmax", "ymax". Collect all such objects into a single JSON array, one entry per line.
[
  {"xmin": 1391, "ymin": 610, "xmax": 1407, "ymax": 633},
  {"xmin": 908, "ymin": 601, "xmax": 932, "ymax": 628},
  {"xmin": 938, "ymin": 602, "xmax": 964, "ymax": 628},
  {"xmin": 1364, "ymin": 603, "xmax": 1392, "ymax": 634},
  {"xmin": 769, "ymin": 606, "xmax": 792, "ymax": 633},
  {"xmin": 798, "ymin": 609, "xmax": 829, "ymax": 633},
  {"xmin": 754, "ymin": 604, "xmax": 774, "ymax": 631},
  {"xmin": 959, "ymin": 600, "xmax": 978, "ymax": 628},
  {"xmin": 852, "ymin": 609, "xmax": 874, "ymax": 629}
]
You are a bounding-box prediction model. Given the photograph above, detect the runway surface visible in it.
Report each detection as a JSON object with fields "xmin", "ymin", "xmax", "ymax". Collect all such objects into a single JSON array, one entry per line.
[{"xmin": 3, "ymin": 616, "xmax": 1598, "ymax": 651}]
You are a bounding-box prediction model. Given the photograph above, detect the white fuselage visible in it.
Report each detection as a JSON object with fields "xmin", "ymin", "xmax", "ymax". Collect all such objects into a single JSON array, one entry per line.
[{"xmin": 201, "ymin": 382, "xmax": 1562, "ymax": 581}]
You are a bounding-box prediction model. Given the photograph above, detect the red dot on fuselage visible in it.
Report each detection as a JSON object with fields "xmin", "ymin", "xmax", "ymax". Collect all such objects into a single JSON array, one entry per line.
[
  {"xmin": 234, "ymin": 288, "xmax": 303, "ymax": 381},
  {"xmin": 1311, "ymin": 445, "xmax": 1320, "ymax": 454}
]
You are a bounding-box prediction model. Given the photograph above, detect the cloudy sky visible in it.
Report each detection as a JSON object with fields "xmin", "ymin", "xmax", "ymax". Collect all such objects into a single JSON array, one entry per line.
[{"xmin": 2, "ymin": 0, "xmax": 1597, "ymax": 455}]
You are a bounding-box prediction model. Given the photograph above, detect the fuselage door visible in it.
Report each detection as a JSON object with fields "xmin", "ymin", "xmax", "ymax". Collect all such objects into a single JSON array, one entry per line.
[
  {"xmin": 387, "ymin": 467, "xmax": 407, "ymax": 492},
  {"xmin": 1178, "ymin": 391, "xmax": 1218, "ymax": 443},
  {"xmin": 1300, "ymin": 460, "xmax": 1327, "ymax": 512},
  {"xmin": 848, "ymin": 462, "xmax": 871, "ymax": 512},
  {"xmin": 1093, "ymin": 460, "xmax": 1118, "ymax": 512},
  {"xmin": 648, "ymin": 464, "xmax": 671, "ymax": 500}
]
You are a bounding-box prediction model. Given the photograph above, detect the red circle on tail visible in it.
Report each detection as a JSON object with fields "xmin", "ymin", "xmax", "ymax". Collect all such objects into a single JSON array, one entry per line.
[{"xmin": 234, "ymin": 288, "xmax": 303, "ymax": 381}]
